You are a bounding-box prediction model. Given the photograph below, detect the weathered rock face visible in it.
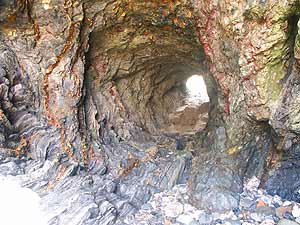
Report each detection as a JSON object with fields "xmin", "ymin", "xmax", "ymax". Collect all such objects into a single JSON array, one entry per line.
[
  {"xmin": 188, "ymin": 0, "xmax": 300, "ymax": 211},
  {"xmin": 1, "ymin": 0, "xmax": 300, "ymax": 223}
]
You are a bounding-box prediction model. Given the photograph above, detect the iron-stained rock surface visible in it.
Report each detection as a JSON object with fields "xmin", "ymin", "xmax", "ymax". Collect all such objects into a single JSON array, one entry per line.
[{"xmin": 1, "ymin": 0, "xmax": 300, "ymax": 224}]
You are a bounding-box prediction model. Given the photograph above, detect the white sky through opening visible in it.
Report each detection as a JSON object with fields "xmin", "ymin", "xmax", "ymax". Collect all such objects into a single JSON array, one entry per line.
[
  {"xmin": 186, "ymin": 75, "xmax": 209, "ymax": 104},
  {"xmin": 0, "ymin": 177, "xmax": 46, "ymax": 225}
]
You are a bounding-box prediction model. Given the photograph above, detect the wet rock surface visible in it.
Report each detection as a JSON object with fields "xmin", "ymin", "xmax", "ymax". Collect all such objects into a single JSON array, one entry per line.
[{"xmin": 263, "ymin": 143, "xmax": 300, "ymax": 202}]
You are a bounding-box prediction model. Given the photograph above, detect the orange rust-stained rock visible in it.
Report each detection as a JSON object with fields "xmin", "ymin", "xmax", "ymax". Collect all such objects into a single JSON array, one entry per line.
[
  {"xmin": 12, "ymin": 137, "xmax": 28, "ymax": 158},
  {"xmin": 119, "ymin": 158, "xmax": 140, "ymax": 177},
  {"xmin": 43, "ymin": 22, "xmax": 78, "ymax": 127},
  {"xmin": 256, "ymin": 200, "xmax": 267, "ymax": 208},
  {"xmin": 276, "ymin": 206, "xmax": 293, "ymax": 218}
]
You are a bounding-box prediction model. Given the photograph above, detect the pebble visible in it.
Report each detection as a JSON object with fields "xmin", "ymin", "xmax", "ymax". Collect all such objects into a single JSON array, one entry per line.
[
  {"xmin": 260, "ymin": 218, "xmax": 276, "ymax": 225},
  {"xmin": 198, "ymin": 213, "xmax": 213, "ymax": 224},
  {"xmin": 255, "ymin": 206, "xmax": 275, "ymax": 217},
  {"xmin": 240, "ymin": 197, "xmax": 254, "ymax": 208},
  {"xmin": 141, "ymin": 203, "xmax": 153, "ymax": 211},
  {"xmin": 120, "ymin": 176, "xmax": 300, "ymax": 225},
  {"xmin": 257, "ymin": 200, "xmax": 267, "ymax": 208},
  {"xmin": 189, "ymin": 221, "xmax": 200, "ymax": 225},
  {"xmin": 278, "ymin": 219, "xmax": 300, "ymax": 225},
  {"xmin": 244, "ymin": 177, "xmax": 260, "ymax": 191},
  {"xmin": 276, "ymin": 206, "xmax": 293, "ymax": 218},
  {"xmin": 273, "ymin": 195, "xmax": 283, "ymax": 206},
  {"xmin": 283, "ymin": 211, "xmax": 295, "ymax": 220},
  {"xmin": 250, "ymin": 212, "xmax": 263, "ymax": 222},
  {"xmin": 283, "ymin": 201, "xmax": 293, "ymax": 207},
  {"xmin": 292, "ymin": 205, "xmax": 300, "ymax": 218},
  {"xmin": 176, "ymin": 214, "xmax": 194, "ymax": 224},
  {"xmin": 225, "ymin": 219, "xmax": 242, "ymax": 225},
  {"xmin": 164, "ymin": 203, "xmax": 184, "ymax": 218}
]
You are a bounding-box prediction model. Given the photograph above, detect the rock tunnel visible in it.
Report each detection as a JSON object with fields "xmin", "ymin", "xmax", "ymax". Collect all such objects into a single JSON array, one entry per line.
[
  {"xmin": 1, "ymin": 0, "xmax": 300, "ymax": 224},
  {"xmin": 84, "ymin": 2, "xmax": 215, "ymax": 138}
]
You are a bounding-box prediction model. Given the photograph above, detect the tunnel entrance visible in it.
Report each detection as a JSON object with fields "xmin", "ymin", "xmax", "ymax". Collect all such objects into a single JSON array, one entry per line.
[
  {"xmin": 186, "ymin": 75, "xmax": 210, "ymax": 105},
  {"xmin": 84, "ymin": 0, "xmax": 217, "ymax": 141},
  {"xmin": 163, "ymin": 75, "xmax": 210, "ymax": 135}
]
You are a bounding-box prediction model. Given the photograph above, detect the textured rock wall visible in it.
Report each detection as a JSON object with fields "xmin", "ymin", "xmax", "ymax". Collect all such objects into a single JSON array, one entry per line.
[
  {"xmin": 1, "ymin": 0, "xmax": 300, "ymax": 221},
  {"xmin": 189, "ymin": 0, "xmax": 300, "ymax": 211}
]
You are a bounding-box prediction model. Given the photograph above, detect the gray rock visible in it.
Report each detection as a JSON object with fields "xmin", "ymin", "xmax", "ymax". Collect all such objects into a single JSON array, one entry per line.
[
  {"xmin": 189, "ymin": 221, "xmax": 200, "ymax": 225},
  {"xmin": 140, "ymin": 203, "xmax": 153, "ymax": 211},
  {"xmin": 189, "ymin": 153, "xmax": 241, "ymax": 212},
  {"xmin": 0, "ymin": 161, "xmax": 23, "ymax": 176},
  {"xmin": 240, "ymin": 197, "xmax": 255, "ymax": 209},
  {"xmin": 224, "ymin": 220, "xmax": 242, "ymax": 225},
  {"xmin": 250, "ymin": 212, "xmax": 263, "ymax": 222},
  {"xmin": 278, "ymin": 219, "xmax": 300, "ymax": 225},
  {"xmin": 198, "ymin": 213, "xmax": 213, "ymax": 224},
  {"xmin": 177, "ymin": 214, "xmax": 194, "ymax": 224},
  {"xmin": 254, "ymin": 206, "xmax": 275, "ymax": 217}
]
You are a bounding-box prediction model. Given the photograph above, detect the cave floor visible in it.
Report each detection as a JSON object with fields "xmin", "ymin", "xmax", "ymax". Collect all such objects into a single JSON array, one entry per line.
[
  {"xmin": 0, "ymin": 140, "xmax": 300, "ymax": 225},
  {"xmin": 1, "ymin": 167, "xmax": 300, "ymax": 225},
  {"xmin": 123, "ymin": 178, "xmax": 300, "ymax": 225}
]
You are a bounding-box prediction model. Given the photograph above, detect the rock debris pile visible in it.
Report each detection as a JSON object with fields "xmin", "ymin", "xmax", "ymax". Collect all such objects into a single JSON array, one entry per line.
[{"xmin": 123, "ymin": 177, "xmax": 300, "ymax": 225}]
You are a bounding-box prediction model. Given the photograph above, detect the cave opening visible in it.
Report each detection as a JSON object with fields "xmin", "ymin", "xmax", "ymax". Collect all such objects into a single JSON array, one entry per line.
[
  {"xmin": 84, "ymin": 1, "xmax": 217, "ymax": 142},
  {"xmin": 185, "ymin": 75, "xmax": 210, "ymax": 105},
  {"xmin": 163, "ymin": 74, "xmax": 211, "ymax": 135}
]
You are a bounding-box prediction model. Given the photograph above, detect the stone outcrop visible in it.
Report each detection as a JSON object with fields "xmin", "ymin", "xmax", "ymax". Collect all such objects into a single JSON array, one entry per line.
[{"xmin": 0, "ymin": 0, "xmax": 300, "ymax": 223}]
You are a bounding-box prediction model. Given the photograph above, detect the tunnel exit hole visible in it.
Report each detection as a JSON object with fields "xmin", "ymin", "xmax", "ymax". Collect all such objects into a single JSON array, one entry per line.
[
  {"xmin": 164, "ymin": 75, "xmax": 210, "ymax": 135},
  {"xmin": 185, "ymin": 75, "xmax": 210, "ymax": 105}
]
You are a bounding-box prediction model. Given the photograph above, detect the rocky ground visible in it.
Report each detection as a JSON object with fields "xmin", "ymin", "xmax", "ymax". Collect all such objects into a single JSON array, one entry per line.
[
  {"xmin": 1, "ymin": 145, "xmax": 300, "ymax": 225},
  {"xmin": 121, "ymin": 177, "xmax": 300, "ymax": 225}
]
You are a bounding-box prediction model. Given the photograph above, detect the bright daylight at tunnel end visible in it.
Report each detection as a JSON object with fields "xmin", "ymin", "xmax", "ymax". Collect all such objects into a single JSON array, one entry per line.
[{"xmin": 1, "ymin": 0, "xmax": 300, "ymax": 225}]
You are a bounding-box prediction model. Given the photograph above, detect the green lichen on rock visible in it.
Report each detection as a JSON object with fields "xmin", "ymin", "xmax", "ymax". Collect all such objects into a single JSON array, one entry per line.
[
  {"xmin": 289, "ymin": 105, "xmax": 300, "ymax": 133},
  {"xmin": 263, "ymin": 62, "xmax": 286, "ymax": 100},
  {"xmin": 294, "ymin": 23, "xmax": 300, "ymax": 59},
  {"xmin": 254, "ymin": 15, "xmax": 295, "ymax": 105},
  {"xmin": 254, "ymin": 47, "xmax": 287, "ymax": 105},
  {"xmin": 243, "ymin": 5, "xmax": 266, "ymax": 21}
]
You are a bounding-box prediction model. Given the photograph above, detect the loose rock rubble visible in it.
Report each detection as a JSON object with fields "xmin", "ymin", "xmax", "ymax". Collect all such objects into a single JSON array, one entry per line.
[{"xmin": 121, "ymin": 177, "xmax": 300, "ymax": 225}]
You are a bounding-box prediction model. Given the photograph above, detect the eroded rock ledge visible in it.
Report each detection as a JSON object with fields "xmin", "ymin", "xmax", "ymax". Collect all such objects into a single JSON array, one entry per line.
[{"xmin": 1, "ymin": 0, "xmax": 300, "ymax": 224}]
